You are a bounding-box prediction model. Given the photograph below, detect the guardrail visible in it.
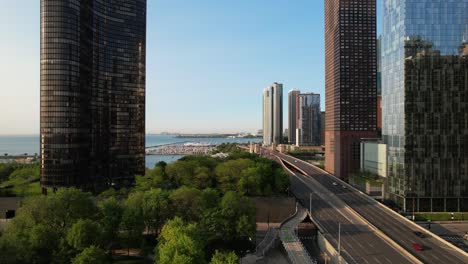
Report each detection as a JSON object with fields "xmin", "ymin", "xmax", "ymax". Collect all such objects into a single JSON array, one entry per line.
[
  {"xmin": 279, "ymin": 209, "xmax": 318, "ymax": 264},
  {"xmin": 255, "ymin": 227, "xmax": 278, "ymax": 257},
  {"xmin": 292, "ymin": 156, "xmax": 468, "ymax": 259}
]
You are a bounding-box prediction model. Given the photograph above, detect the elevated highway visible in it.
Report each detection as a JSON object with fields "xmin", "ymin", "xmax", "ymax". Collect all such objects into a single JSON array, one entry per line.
[{"xmin": 272, "ymin": 150, "xmax": 468, "ymax": 264}]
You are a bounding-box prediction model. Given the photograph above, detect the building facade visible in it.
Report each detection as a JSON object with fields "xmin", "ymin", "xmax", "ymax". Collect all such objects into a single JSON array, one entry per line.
[
  {"xmin": 320, "ymin": 111, "xmax": 325, "ymax": 146},
  {"xmin": 382, "ymin": 0, "xmax": 468, "ymax": 211},
  {"xmin": 325, "ymin": 0, "xmax": 378, "ymax": 179},
  {"xmin": 288, "ymin": 89, "xmax": 300, "ymax": 144},
  {"xmin": 263, "ymin": 83, "xmax": 283, "ymax": 145},
  {"xmin": 40, "ymin": 0, "xmax": 146, "ymax": 191},
  {"xmin": 296, "ymin": 93, "xmax": 321, "ymax": 146}
]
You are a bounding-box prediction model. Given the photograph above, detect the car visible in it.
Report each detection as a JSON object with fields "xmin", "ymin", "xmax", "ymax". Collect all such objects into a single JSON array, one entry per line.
[
  {"xmin": 413, "ymin": 231, "xmax": 427, "ymax": 238},
  {"xmin": 342, "ymin": 185, "xmax": 347, "ymax": 189},
  {"xmin": 412, "ymin": 243, "xmax": 424, "ymax": 251},
  {"xmin": 332, "ymin": 182, "xmax": 338, "ymax": 186}
]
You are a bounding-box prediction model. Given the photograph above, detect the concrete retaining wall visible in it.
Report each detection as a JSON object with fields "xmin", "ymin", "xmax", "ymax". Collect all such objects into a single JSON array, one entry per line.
[{"xmin": 317, "ymin": 232, "xmax": 348, "ymax": 264}]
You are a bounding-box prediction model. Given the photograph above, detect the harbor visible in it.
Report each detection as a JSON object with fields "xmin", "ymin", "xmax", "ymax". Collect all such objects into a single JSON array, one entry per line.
[{"xmin": 145, "ymin": 142, "xmax": 216, "ymax": 156}]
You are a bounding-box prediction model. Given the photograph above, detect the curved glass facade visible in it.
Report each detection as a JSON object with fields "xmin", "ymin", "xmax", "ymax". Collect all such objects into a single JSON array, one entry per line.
[
  {"xmin": 40, "ymin": 0, "xmax": 146, "ymax": 190},
  {"xmin": 382, "ymin": 0, "xmax": 468, "ymax": 210}
]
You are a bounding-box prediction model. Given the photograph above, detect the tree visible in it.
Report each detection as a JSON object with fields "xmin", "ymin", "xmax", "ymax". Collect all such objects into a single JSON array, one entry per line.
[
  {"xmin": 237, "ymin": 167, "xmax": 261, "ymax": 195},
  {"xmin": 155, "ymin": 217, "xmax": 205, "ymax": 264},
  {"xmin": 219, "ymin": 191, "xmax": 256, "ymax": 240},
  {"xmin": 210, "ymin": 250, "xmax": 239, "ymax": 264},
  {"xmin": 29, "ymin": 223, "xmax": 61, "ymax": 263},
  {"xmin": 66, "ymin": 219, "xmax": 100, "ymax": 251},
  {"xmin": 166, "ymin": 160, "xmax": 197, "ymax": 186},
  {"xmin": 120, "ymin": 192, "xmax": 145, "ymax": 254},
  {"xmin": 44, "ymin": 188, "xmax": 98, "ymax": 230},
  {"xmin": 169, "ymin": 186, "xmax": 202, "ymax": 221},
  {"xmin": 141, "ymin": 188, "xmax": 170, "ymax": 234},
  {"xmin": 215, "ymin": 159, "xmax": 254, "ymax": 192},
  {"xmin": 156, "ymin": 161, "xmax": 168, "ymax": 176},
  {"xmin": 71, "ymin": 246, "xmax": 109, "ymax": 264},
  {"xmin": 0, "ymin": 188, "xmax": 99, "ymax": 264},
  {"xmin": 98, "ymin": 197, "xmax": 123, "ymax": 246},
  {"xmin": 273, "ymin": 168, "xmax": 290, "ymax": 193},
  {"xmin": 200, "ymin": 188, "xmax": 220, "ymax": 210},
  {"xmin": 194, "ymin": 166, "xmax": 214, "ymax": 189}
]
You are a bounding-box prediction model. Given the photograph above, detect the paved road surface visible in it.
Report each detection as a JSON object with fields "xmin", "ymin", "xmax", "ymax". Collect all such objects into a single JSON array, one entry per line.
[
  {"xmin": 287, "ymin": 166, "xmax": 413, "ymax": 264},
  {"xmin": 275, "ymin": 151, "xmax": 468, "ymax": 264}
]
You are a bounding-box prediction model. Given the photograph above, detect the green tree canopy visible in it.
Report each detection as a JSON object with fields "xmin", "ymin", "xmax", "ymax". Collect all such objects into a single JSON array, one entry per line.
[
  {"xmin": 141, "ymin": 188, "xmax": 171, "ymax": 234},
  {"xmin": 71, "ymin": 246, "xmax": 109, "ymax": 264},
  {"xmin": 219, "ymin": 191, "xmax": 256, "ymax": 240},
  {"xmin": 0, "ymin": 188, "xmax": 99, "ymax": 263},
  {"xmin": 66, "ymin": 219, "xmax": 100, "ymax": 250},
  {"xmin": 169, "ymin": 186, "xmax": 203, "ymax": 221},
  {"xmin": 119, "ymin": 192, "xmax": 145, "ymax": 252},
  {"xmin": 98, "ymin": 197, "xmax": 123, "ymax": 245},
  {"xmin": 210, "ymin": 250, "xmax": 239, "ymax": 264},
  {"xmin": 155, "ymin": 217, "xmax": 205, "ymax": 264},
  {"xmin": 215, "ymin": 159, "xmax": 254, "ymax": 193}
]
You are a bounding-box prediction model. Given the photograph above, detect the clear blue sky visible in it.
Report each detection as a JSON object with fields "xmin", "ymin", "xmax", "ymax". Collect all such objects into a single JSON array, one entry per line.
[{"xmin": 0, "ymin": 0, "xmax": 381, "ymax": 135}]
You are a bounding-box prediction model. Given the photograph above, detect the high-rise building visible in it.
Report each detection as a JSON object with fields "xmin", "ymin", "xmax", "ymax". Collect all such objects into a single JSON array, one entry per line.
[
  {"xmin": 40, "ymin": 0, "xmax": 146, "ymax": 192},
  {"xmin": 288, "ymin": 90, "xmax": 300, "ymax": 144},
  {"xmin": 263, "ymin": 83, "xmax": 283, "ymax": 145},
  {"xmin": 382, "ymin": 0, "xmax": 468, "ymax": 211},
  {"xmin": 324, "ymin": 0, "xmax": 378, "ymax": 179},
  {"xmin": 377, "ymin": 37, "xmax": 382, "ymax": 136},
  {"xmin": 320, "ymin": 111, "xmax": 325, "ymax": 146},
  {"xmin": 296, "ymin": 93, "xmax": 321, "ymax": 146}
]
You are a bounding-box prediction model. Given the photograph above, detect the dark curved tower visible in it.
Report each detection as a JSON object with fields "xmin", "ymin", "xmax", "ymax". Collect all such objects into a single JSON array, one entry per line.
[{"xmin": 40, "ymin": 0, "xmax": 146, "ymax": 191}]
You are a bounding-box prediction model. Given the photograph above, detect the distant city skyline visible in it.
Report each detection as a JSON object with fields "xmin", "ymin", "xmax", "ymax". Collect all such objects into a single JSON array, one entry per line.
[{"xmin": 0, "ymin": 0, "xmax": 382, "ymax": 135}]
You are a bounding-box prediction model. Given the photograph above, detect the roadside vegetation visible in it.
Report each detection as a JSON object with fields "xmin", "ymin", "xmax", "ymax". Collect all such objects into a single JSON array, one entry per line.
[
  {"xmin": 0, "ymin": 144, "xmax": 290, "ymax": 264},
  {"xmin": 0, "ymin": 163, "xmax": 40, "ymax": 197},
  {"xmin": 414, "ymin": 212, "xmax": 468, "ymax": 221}
]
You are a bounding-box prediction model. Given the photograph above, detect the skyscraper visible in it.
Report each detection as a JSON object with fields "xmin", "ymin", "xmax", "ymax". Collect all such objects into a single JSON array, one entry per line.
[
  {"xmin": 263, "ymin": 83, "xmax": 283, "ymax": 145},
  {"xmin": 382, "ymin": 0, "xmax": 468, "ymax": 211},
  {"xmin": 288, "ymin": 89, "xmax": 300, "ymax": 144},
  {"xmin": 296, "ymin": 93, "xmax": 321, "ymax": 146},
  {"xmin": 40, "ymin": 0, "xmax": 146, "ymax": 192},
  {"xmin": 324, "ymin": 0, "xmax": 378, "ymax": 179}
]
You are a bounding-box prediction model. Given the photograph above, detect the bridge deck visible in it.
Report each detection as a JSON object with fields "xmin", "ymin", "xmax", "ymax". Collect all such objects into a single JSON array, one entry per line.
[{"xmin": 275, "ymin": 151, "xmax": 468, "ymax": 264}]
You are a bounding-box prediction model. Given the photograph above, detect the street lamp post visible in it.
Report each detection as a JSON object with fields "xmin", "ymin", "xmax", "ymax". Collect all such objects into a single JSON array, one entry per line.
[
  {"xmin": 310, "ymin": 193, "xmax": 312, "ymax": 213},
  {"xmin": 338, "ymin": 222, "xmax": 341, "ymax": 264}
]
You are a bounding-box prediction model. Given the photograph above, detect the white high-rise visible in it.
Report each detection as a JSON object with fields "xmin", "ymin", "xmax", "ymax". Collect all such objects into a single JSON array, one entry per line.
[{"xmin": 263, "ymin": 83, "xmax": 283, "ymax": 145}]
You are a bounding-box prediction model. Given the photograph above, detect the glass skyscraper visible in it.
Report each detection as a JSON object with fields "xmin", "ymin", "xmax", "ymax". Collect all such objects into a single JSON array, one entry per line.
[
  {"xmin": 382, "ymin": 0, "xmax": 468, "ymax": 211},
  {"xmin": 296, "ymin": 93, "xmax": 322, "ymax": 146},
  {"xmin": 40, "ymin": 0, "xmax": 146, "ymax": 192}
]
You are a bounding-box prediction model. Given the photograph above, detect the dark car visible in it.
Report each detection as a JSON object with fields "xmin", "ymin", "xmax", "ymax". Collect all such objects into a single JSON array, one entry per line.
[{"xmin": 413, "ymin": 231, "xmax": 427, "ymax": 238}]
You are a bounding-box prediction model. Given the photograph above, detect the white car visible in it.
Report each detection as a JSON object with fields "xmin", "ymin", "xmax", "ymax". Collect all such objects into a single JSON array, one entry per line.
[{"xmin": 332, "ymin": 182, "xmax": 338, "ymax": 186}]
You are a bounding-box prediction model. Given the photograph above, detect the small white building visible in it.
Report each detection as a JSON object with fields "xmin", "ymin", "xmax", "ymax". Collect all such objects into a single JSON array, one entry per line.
[{"xmin": 360, "ymin": 140, "xmax": 387, "ymax": 178}]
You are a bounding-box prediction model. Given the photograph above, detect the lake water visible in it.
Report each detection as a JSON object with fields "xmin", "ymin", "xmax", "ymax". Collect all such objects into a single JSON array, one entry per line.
[{"xmin": 0, "ymin": 134, "xmax": 261, "ymax": 168}]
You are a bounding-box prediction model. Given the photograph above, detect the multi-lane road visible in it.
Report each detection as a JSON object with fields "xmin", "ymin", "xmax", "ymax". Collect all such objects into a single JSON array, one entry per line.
[{"xmin": 273, "ymin": 150, "xmax": 468, "ymax": 264}]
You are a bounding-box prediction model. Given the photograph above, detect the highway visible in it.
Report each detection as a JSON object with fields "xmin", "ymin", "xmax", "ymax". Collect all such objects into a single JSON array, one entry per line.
[
  {"xmin": 282, "ymin": 161, "xmax": 414, "ymax": 264},
  {"xmin": 273, "ymin": 150, "xmax": 468, "ymax": 264}
]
